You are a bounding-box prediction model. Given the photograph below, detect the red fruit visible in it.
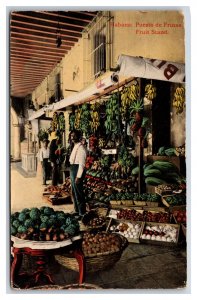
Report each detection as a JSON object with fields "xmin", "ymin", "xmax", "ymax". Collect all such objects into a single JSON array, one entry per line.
[
  {"xmin": 176, "ymin": 217, "xmax": 182, "ymax": 223},
  {"xmin": 182, "ymin": 216, "xmax": 186, "ymax": 223},
  {"xmin": 130, "ymin": 122, "xmax": 141, "ymax": 132},
  {"xmin": 138, "ymin": 127, "xmax": 146, "ymax": 137},
  {"xmin": 135, "ymin": 112, "xmax": 143, "ymax": 122}
]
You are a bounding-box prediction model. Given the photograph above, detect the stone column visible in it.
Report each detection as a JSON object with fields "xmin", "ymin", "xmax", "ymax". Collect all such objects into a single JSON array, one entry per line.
[{"xmin": 12, "ymin": 124, "xmax": 21, "ymax": 160}]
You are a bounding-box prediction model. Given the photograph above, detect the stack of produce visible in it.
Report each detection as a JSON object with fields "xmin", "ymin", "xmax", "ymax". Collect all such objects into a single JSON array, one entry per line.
[
  {"xmin": 141, "ymin": 224, "xmax": 179, "ymax": 243},
  {"xmin": 44, "ymin": 185, "xmax": 69, "ymax": 197},
  {"xmin": 117, "ymin": 209, "xmax": 144, "ymax": 221},
  {"xmin": 143, "ymin": 211, "xmax": 170, "ymax": 223},
  {"xmin": 85, "ymin": 156, "xmax": 95, "ymax": 169},
  {"xmin": 109, "ymin": 222, "xmax": 142, "ymax": 240},
  {"xmin": 163, "ymin": 194, "xmax": 186, "ymax": 206},
  {"xmin": 82, "ymin": 210, "xmax": 106, "ymax": 229},
  {"xmin": 157, "ymin": 146, "xmax": 178, "ymax": 157},
  {"xmin": 11, "ymin": 207, "xmax": 80, "ymax": 241},
  {"xmin": 173, "ymin": 210, "xmax": 186, "ymax": 224},
  {"xmin": 82, "ymin": 232, "xmax": 121, "ymax": 256},
  {"xmin": 144, "ymin": 160, "xmax": 183, "ymax": 186}
]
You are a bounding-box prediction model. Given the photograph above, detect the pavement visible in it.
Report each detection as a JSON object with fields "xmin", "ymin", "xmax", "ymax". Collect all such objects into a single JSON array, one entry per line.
[{"xmin": 10, "ymin": 162, "xmax": 187, "ymax": 291}]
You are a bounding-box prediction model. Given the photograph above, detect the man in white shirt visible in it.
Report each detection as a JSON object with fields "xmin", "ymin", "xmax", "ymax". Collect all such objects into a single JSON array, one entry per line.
[
  {"xmin": 40, "ymin": 139, "xmax": 50, "ymax": 185},
  {"xmin": 69, "ymin": 130, "xmax": 87, "ymax": 218}
]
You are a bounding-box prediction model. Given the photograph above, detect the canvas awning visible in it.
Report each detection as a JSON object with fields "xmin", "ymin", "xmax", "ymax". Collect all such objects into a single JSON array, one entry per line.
[
  {"xmin": 116, "ymin": 54, "xmax": 185, "ymax": 83},
  {"xmin": 29, "ymin": 71, "xmax": 116, "ymax": 120}
]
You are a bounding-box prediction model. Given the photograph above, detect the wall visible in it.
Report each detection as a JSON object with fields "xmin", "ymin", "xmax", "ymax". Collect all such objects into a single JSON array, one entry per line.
[
  {"xmin": 32, "ymin": 39, "xmax": 84, "ymax": 107},
  {"xmin": 111, "ymin": 10, "xmax": 185, "ymax": 66}
]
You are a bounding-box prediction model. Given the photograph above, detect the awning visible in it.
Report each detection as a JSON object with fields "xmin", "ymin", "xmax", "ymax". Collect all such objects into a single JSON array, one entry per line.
[
  {"xmin": 29, "ymin": 72, "xmax": 116, "ymax": 120},
  {"xmin": 116, "ymin": 54, "xmax": 185, "ymax": 83},
  {"xmin": 28, "ymin": 105, "xmax": 54, "ymax": 121}
]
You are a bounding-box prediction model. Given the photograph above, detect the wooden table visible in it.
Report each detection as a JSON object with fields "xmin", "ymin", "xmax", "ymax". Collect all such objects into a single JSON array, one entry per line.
[{"xmin": 11, "ymin": 237, "xmax": 85, "ymax": 289}]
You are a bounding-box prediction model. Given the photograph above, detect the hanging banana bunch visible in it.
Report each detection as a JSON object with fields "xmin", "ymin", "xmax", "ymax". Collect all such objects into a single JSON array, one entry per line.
[
  {"xmin": 98, "ymin": 138, "xmax": 105, "ymax": 148},
  {"xmin": 172, "ymin": 86, "xmax": 185, "ymax": 114},
  {"xmin": 129, "ymin": 84, "xmax": 140, "ymax": 101},
  {"xmin": 90, "ymin": 103, "xmax": 100, "ymax": 133},
  {"xmin": 51, "ymin": 112, "xmax": 58, "ymax": 131},
  {"xmin": 69, "ymin": 113, "xmax": 76, "ymax": 131},
  {"xmin": 121, "ymin": 84, "xmax": 139, "ymax": 120},
  {"xmin": 144, "ymin": 84, "xmax": 157, "ymax": 100},
  {"xmin": 74, "ymin": 108, "xmax": 81, "ymax": 130}
]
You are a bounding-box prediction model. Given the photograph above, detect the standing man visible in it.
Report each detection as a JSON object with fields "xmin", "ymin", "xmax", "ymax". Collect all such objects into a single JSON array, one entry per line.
[
  {"xmin": 69, "ymin": 130, "xmax": 87, "ymax": 218},
  {"xmin": 49, "ymin": 137, "xmax": 62, "ymax": 186},
  {"xmin": 40, "ymin": 139, "xmax": 50, "ymax": 185}
]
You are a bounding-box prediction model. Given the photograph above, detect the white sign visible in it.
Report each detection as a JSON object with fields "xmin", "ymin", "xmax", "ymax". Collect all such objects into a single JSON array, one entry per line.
[{"xmin": 117, "ymin": 54, "xmax": 185, "ymax": 83}]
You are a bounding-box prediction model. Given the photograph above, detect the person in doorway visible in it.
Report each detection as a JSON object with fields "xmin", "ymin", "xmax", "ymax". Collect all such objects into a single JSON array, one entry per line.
[
  {"xmin": 69, "ymin": 130, "xmax": 87, "ymax": 219},
  {"xmin": 40, "ymin": 139, "xmax": 50, "ymax": 185},
  {"xmin": 49, "ymin": 136, "xmax": 62, "ymax": 186}
]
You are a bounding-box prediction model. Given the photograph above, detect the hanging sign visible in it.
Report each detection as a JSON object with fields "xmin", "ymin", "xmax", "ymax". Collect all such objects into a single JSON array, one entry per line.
[{"xmin": 117, "ymin": 54, "xmax": 185, "ymax": 83}]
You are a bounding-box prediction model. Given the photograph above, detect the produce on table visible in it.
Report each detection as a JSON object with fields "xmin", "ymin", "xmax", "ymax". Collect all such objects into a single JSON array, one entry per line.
[
  {"xmin": 11, "ymin": 207, "xmax": 80, "ymax": 241},
  {"xmin": 163, "ymin": 194, "xmax": 186, "ymax": 206},
  {"xmin": 44, "ymin": 183, "xmax": 70, "ymax": 196},
  {"xmin": 141, "ymin": 224, "xmax": 179, "ymax": 243},
  {"xmin": 157, "ymin": 146, "xmax": 178, "ymax": 157},
  {"xmin": 143, "ymin": 211, "xmax": 170, "ymax": 223},
  {"xmin": 82, "ymin": 232, "xmax": 121, "ymax": 256},
  {"xmin": 109, "ymin": 221, "xmax": 142, "ymax": 240},
  {"xmin": 144, "ymin": 160, "xmax": 183, "ymax": 186},
  {"xmin": 117, "ymin": 209, "xmax": 145, "ymax": 221},
  {"xmin": 173, "ymin": 210, "xmax": 186, "ymax": 224},
  {"xmin": 82, "ymin": 210, "xmax": 106, "ymax": 228}
]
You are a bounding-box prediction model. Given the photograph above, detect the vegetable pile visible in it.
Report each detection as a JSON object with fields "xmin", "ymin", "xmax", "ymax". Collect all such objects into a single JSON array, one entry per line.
[
  {"xmin": 163, "ymin": 194, "xmax": 186, "ymax": 206},
  {"xmin": 11, "ymin": 207, "xmax": 80, "ymax": 241}
]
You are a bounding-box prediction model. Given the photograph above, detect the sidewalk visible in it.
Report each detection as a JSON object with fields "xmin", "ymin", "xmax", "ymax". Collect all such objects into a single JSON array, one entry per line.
[
  {"xmin": 10, "ymin": 163, "xmax": 187, "ymax": 290},
  {"xmin": 11, "ymin": 162, "xmax": 73, "ymax": 213}
]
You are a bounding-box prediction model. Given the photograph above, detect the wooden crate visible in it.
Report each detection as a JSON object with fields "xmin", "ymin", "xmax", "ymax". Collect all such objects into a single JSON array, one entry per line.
[
  {"xmin": 106, "ymin": 218, "xmax": 145, "ymax": 244},
  {"xmin": 140, "ymin": 222, "xmax": 180, "ymax": 246}
]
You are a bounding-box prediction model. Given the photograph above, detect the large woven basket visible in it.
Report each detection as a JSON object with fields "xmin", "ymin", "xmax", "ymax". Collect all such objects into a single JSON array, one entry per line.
[
  {"xmin": 31, "ymin": 283, "xmax": 101, "ymax": 290},
  {"xmin": 55, "ymin": 233, "xmax": 127, "ymax": 273}
]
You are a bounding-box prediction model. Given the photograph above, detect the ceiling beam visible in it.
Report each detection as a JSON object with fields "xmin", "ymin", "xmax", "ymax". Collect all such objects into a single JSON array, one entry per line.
[
  {"xmin": 11, "ymin": 31, "xmax": 72, "ymax": 48},
  {"xmin": 10, "ymin": 41, "xmax": 71, "ymax": 53},
  {"xmin": 11, "ymin": 13, "xmax": 84, "ymax": 32},
  {"xmin": 10, "ymin": 63, "xmax": 53, "ymax": 71},
  {"xmin": 37, "ymin": 11, "xmax": 92, "ymax": 23},
  {"xmin": 10, "ymin": 56, "xmax": 56, "ymax": 67},
  {"xmin": 10, "ymin": 53, "xmax": 61, "ymax": 63},
  {"xmin": 10, "ymin": 24, "xmax": 76, "ymax": 45},
  {"xmin": 10, "ymin": 35, "xmax": 75, "ymax": 49},
  {"xmin": 78, "ymin": 11, "xmax": 98, "ymax": 17},
  {"xmin": 11, "ymin": 47, "xmax": 64, "ymax": 58}
]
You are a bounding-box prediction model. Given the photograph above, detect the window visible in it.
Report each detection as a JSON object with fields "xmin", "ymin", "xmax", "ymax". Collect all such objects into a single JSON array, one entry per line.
[{"xmin": 83, "ymin": 12, "xmax": 112, "ymax": 86}]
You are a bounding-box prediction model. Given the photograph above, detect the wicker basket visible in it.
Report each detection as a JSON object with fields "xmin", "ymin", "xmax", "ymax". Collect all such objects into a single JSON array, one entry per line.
[
  {"xmin": 55, "ymin": 233, "xmax": 127, "ymax": 273},
  {"xmin": 31, "ymin": 283, "xmax": 102, "ymax": 290}
]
